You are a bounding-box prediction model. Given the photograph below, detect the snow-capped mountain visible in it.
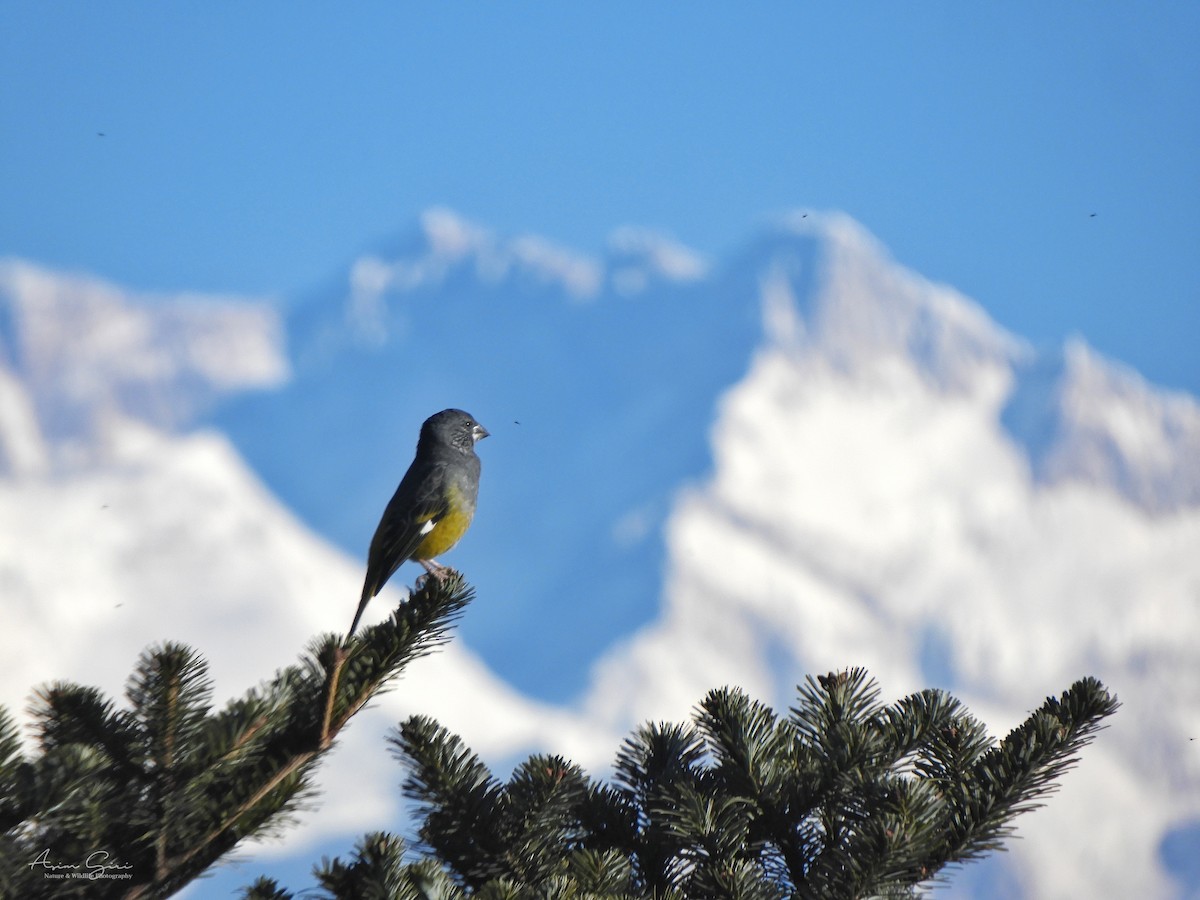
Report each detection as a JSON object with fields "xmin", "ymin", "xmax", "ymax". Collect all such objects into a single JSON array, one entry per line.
[
  {"xmin": 1004, "ymin": 338, "xmax": 1200, "ymax": 513},
  {"xmin": 2, "ymin": 210, "xmax": 1197, "ymax": 898},
  {"xmin": 0, "ymin": 259, "xmax": 288, "ymax": 473}
]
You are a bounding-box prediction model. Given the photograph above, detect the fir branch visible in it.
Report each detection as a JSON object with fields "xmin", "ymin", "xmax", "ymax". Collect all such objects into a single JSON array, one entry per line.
[
  {"xmin": 313, "ymin": 831, "xmax": 414, "ymax": 899},
  {"xmin": 919, "ymin": 676, "xmax": 1120, "ymax": 874},
  {"xmin": 613, "ymin": 722, "xmax": 707, "ymax": 895},
  {"xmin": 1, "ymin": 571, "xmax": 473, "ymax": 900},
  {"xmin": 695, "ymin": 687, "xmax": 789, "ymax": 800},
  {"xmin": 0, "ymin": 707, "xmax": 30, "ymax": 832},
  {"xmin": 240, "ymin": 876, "xmax": 295, "ymax": 900},
  {"xmin": 391, "ymin": 715, "xmax": 509, "ymax": 890},
  {"xmin": 29, "ymin": 683, "xmax": 144, "ymax": 780},
  {"xmin": 131, "ymin": 574, "xmax": 472, "ymax": 899},
  {"xmin": 375, "ymin": 671, "xmax": 1116, "ymax": 900},
  {"xmin": 327, "ymin": 571, "xmax": 474, "ymax": 739},
  {"xmin": 502, "ymin": 755, "xmax": 590, "ymax": 884}
]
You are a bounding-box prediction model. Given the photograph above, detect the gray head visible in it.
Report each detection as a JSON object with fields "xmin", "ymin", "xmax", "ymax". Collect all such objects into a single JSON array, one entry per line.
[{"xmin": 420, "ymin": 408, "xmax": 489, "ymax": 453}]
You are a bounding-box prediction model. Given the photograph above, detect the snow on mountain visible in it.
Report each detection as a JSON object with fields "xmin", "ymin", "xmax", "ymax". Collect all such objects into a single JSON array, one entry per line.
[
  {"xmin": 605, "ymin": 225, "xmax": 710, "ymax": 295},
  {"xmin": 344, "ymin": 207, "xmax": 604, "ymax": 339},
  {"xmin": 0, "ymin": 260, "xmax": 289, "ymax": 473},
  {"xmin": 573, "ymin": 214, "xmax": 1200, "ymax": 898},
  {"xmin": 1004, "ymin": 337, "xmax": 1200, "ymax": 512},
  {"xmin": 581, "ymin": 293, "xmax": 1200, "ymax": 898},
  {"xmin": 2, "ymin": 211, "xmax": 1198, "ymax": 898}
]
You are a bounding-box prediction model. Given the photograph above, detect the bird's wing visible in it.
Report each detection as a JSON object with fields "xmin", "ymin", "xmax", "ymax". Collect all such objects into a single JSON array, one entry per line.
[
  {"xmin": 373, "ymin": 498, "xmax": 445, "ymax": 583},
  {"xmin": 360, "ymin": 460, "xmax": 450, "ymax": 601},
  {"xmin": 348, "ymin": 487, "xmax": 447, "ymax": 637}
]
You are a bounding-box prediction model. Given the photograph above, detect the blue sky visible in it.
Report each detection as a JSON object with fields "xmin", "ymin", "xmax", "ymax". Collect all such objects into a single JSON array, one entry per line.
[{"xmin": 2, "ymin": 4, "xmax": 1197, "ymax": 394}]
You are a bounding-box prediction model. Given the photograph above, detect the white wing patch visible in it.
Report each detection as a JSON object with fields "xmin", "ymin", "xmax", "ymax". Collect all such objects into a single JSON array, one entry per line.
[{"xmin": 419, "ymin": 518, "xmax": 437, "ymax": 535}]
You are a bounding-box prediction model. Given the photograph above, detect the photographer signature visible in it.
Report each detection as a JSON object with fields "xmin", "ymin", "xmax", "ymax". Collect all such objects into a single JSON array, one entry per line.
[{"xmin": 29, "ymin": 848, "xmax": 133, "ymax": 878}]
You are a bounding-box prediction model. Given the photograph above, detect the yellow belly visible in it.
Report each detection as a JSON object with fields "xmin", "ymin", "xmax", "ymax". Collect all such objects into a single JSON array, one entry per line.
[{"xmin": 413, "ymin": 505, "xmax": 474, "ymax": 560}]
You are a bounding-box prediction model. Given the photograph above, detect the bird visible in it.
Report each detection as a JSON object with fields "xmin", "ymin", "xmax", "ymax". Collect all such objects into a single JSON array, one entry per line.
[{"xmin": 347, "ymin": 408, "xmax": 488, "ymax": 637}]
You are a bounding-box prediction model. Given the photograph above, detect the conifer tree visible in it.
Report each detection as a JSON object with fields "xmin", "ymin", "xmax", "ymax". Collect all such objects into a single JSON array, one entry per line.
[
  {"xmin": 255, "ymin": 668, "xmax": 1118, "ymax": 899},
  {"xmin": 0, "ymin": 574, "xmax": 473, "ymax": 900},
  {"xmin": 1, "ymin": 574, "xmax": 1119, "ymax": 899}
]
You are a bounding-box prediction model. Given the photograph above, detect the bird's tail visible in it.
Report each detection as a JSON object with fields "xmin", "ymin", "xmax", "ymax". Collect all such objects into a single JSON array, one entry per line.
[{"xmin": 346, "ymin": 584, "xmax": 375, "ymax": 641}]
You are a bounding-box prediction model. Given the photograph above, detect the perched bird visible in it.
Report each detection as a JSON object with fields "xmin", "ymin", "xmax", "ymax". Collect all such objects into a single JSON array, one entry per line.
[{"xmin": 348, "ymin": 408, "xmax": 488, "ymax": 637}]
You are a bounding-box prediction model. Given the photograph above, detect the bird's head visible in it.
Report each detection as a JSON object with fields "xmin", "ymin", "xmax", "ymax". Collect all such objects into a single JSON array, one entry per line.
[{"xmin": 423, "ymin": 408, "xmax": 489, "ymax": 453}]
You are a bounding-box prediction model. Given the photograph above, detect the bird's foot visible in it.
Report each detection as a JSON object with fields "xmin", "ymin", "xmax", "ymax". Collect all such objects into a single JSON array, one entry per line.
[{"xmin": 415, "ymin": 560, "xmax": 451, "ymax": 591}]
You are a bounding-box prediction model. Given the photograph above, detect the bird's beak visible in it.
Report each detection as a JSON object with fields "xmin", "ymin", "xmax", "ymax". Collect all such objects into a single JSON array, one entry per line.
[{"xmin": 472, "ymin": 423, "xmax": 490, "ymax": 442}]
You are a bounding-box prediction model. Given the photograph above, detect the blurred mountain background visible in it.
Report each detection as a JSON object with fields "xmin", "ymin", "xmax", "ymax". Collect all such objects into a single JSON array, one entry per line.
[{"xmin": 2, "ymin": 209, "xmax": 1197, "ymax": 897}]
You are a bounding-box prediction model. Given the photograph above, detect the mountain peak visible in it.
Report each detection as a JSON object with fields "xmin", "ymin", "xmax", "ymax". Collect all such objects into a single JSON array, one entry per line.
[
  {"xmin": 736, "ymin": 210, "xmax": 1023, "ymax": 395},
  {"xmin": 604, "ymin": 226, "xmax": 709, "ymax": 296},
  {"xmin": 1003, "ymin": 336, "xmax": 1200, "ymax": 511},
  {"xmin": 350, "ymin": 207, "xmax": 603, "ymax": 305},
  {"xmin": 0, "ymin": 259, "xmax": 287, "ymax": 473}
]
